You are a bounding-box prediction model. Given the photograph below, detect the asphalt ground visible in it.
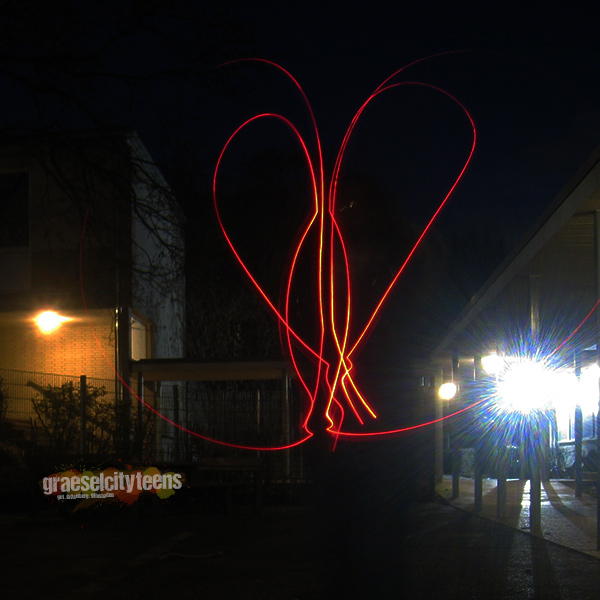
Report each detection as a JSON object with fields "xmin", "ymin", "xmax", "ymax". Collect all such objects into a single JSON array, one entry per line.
[
  {"xmin": 437, "ymin": 475, "xmax": 600, "ymax": 558},
  {"xmin": 3, "ymin": 486, "xmax": 600, "ymax": 599}
]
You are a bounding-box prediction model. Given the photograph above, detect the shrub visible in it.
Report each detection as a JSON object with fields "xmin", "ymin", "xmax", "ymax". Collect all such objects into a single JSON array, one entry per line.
[{"xmin": 28, "ymin": 380, "xmax": 112, "ymax": 454}]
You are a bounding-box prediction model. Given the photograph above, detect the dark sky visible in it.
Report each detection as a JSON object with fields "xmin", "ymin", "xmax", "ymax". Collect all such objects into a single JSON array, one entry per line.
[
  {"xmin": 222, "ymin": 2, "xmax": 600, "ymax": 238},
  {"xmin": 3, "ymin": 0, "xmax": 600, "ymax": 356},
  {"xmin": 196, "ymin": 2, "xmax": 600, "ymax": 323},
  {"xmin": 3, "ymin": 1, "xmax": 599, "ymax": 243},
  {"xmin": 2, "ymin": 1, "xmax": 600, "ymax": 434}
]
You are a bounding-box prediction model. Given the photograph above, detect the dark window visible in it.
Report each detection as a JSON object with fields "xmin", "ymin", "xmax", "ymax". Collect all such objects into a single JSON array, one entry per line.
[{"xmin": 0, "ymin": 172, "xmax": 29, "ymax": 248}]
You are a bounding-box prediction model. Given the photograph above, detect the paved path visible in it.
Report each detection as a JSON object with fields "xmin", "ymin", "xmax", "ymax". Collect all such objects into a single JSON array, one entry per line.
[
  {"xmin": 436, "ymin": 475, "xmax": 600, "ymax": 558},
  {"xmin": 3, "ymin": 478, "xmax": 600, "ymax": 599},
  {"xmin": 398, "ymin": 502, "xmax": 600, "ymax": 600}
]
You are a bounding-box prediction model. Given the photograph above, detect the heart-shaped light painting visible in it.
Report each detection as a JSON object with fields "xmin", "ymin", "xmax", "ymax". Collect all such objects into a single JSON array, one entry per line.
[
  {"xmin": 211, "ymin": 58, "xmax": 477, "ymax": 448},
  {"xmin": 80, "ymin": 56, "xmax": 479, "ymax": 451}
]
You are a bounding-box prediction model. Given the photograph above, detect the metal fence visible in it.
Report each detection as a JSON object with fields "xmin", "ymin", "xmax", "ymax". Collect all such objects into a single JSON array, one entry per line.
[
  {"xmin": 0, "ymin": 368, "xmax": 119, "ymax": 455},
  {"xmin": 0, "ymin": 369, "xmax": 308, "ymax": 480},
  {"xmin": 143, "ymin": 379, "xmax": 307, "ymax": 481}
]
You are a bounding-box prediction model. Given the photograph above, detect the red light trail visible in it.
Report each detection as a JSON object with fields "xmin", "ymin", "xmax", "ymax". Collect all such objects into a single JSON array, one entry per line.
[
  {"xmin": 80, "ymin": 56, "xmax": 483, "ymax": 451},
  {"xmin": 212, "ymin": 58, "xmax": 478, "ymax": 447}
]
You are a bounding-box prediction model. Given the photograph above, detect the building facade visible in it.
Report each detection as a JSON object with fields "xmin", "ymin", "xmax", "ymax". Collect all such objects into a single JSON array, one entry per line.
[
  {"xmin": 0, "ymin": 131, "xmax": 185, "ymax": 456},
  {"xmin": 425, "ymin": 145, "xmax": 600, "ymax": 485}
]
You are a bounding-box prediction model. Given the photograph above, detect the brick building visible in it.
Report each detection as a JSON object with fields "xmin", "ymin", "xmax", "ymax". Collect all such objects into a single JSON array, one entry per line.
[{"xmin": 0, "ymin": 131, "xmax": 185, "ymax": 454}]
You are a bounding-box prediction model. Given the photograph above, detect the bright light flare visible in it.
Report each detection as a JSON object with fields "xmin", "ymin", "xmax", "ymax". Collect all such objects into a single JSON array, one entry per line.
[
  {"xmin": 492, "ymin": 354, "xmax": 600, "ymax": 418},
  {"xmin": 495, "ymin": 357, "xmax": 557, "ymax": 414},
  {"xmin": 481, "ymin": 352, "xmax": 505, "ymax": 375},
  {"xmin": 33, "ymin": 310, "xmax": 72, "ymax": 334},
  {"xmin": 576, "ymin": 364, "xmax": 600, "ymax": 414}
]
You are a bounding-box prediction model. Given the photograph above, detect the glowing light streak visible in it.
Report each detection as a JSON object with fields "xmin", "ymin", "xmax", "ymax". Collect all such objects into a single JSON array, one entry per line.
[
  {"xmin": 213, "ymin": 58, "xmax": 477, "ymax": 444},
  {"xmin": 79, "ymin": 57, "xmax": 486, "ymax": 450},
  {"xmin": 332, "ymin": 398, "xmax": 488, "ymax": 439},
  {"xmin": 549, "ymin": 296, "xmax": 600, "ymax": 357}
]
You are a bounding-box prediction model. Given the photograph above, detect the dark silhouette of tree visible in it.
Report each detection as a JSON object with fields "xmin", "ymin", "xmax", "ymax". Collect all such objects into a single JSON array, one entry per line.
[
  {"xmin": 0, "ymin": 0, "xmax": 253, "ymax": 135},
  {"xmin": 0, "ymin": 1, "xmax": 266, "ymax": 359},
  {"xmin": 186, "ymin": 148, "xmax": 311, "ymax": 359}
]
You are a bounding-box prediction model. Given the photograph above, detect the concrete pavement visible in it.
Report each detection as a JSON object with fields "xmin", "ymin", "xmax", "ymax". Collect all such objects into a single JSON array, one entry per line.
[
  {"xmin": 436, "ymin": 475, "xmax": 600, "ymax": 559},
  {"xmin": 3, "ymin": 480, "xmax": 600, "ymax": 599}
]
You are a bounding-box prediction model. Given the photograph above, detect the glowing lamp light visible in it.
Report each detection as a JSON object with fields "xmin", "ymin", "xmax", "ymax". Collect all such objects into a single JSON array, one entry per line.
[
  {"xmin": 482, "ymin": 352, "xmax": 504, "ymax": 375},
  {"xmin": 496, "ymin": 358, "xmax": 554, "ymax": 414},
  {"xmin": 438, "ymin": 382, "xmax": 457, "ymax": 400},
  {"xmin": 34, "ymin": 311, "xmax": 72, "ymax": 334},
  {"xmin": 576, "ymin": 364, "xmax": 600, "ymax": 414}
]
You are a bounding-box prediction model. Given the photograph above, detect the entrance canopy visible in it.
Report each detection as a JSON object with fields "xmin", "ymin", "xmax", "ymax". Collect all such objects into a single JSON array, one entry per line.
[
  {"xmin": 130, "ymin": 358, "xmax": 291, "ymax": 382},
  {"xmin": 431, "ymin": 144, "xmax": 600, "ymax": 373}
]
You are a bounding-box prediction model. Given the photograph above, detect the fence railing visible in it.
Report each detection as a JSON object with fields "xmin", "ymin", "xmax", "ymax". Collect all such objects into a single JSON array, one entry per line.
[
  {"xmin": 0, "ymin": 368, "xmax": 120, "ymax": 455},
  {"xmin": 0, "ymin": 369, "xmax": 308, "ymax": 481},
  {"xmin": 155, "ymin": 380, "xmax": 306, "ymax": 481}
]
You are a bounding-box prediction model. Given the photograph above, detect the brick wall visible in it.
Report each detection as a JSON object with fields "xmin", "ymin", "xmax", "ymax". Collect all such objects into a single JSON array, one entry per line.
[{"xmin": 0, "ymin": 311, "xmax": 116, "ymax": 380}]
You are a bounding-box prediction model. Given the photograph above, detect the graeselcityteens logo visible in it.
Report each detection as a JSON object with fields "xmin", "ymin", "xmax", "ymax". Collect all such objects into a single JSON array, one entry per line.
[{"xmin": 40, "ymin": 466, "xmax": 184, "ymax": 508}]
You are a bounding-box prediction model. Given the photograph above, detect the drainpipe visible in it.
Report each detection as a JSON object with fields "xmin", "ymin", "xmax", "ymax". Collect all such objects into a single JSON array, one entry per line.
[
  {"xmin": 529, "ymin": 274, "xmax": 542, "ymax": 535},
  {"xmin": 594, "ymin": 211, "xmax": 600, "ymax": 549},
  {"xmin": 573, "ymin": 351, "xmax": 583, "ymax": 497}
]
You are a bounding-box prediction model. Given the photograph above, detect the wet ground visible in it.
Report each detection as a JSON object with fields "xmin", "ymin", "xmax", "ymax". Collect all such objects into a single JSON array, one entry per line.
[{"xmin": 437, "ymin": 475, "xmax": 600, "ymax": 558}]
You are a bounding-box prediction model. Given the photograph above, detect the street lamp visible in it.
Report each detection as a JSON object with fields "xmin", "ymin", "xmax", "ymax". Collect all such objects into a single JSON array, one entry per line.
[
  {"xmin": 438, "ymin": 381, "xmax": 457, "ymax": 400},
  {"xmin": 494, "ymin": 357, "xmax": 554, "ymax": 415},
  {"xmin": 33, "ymin": 310, "xmax": 72, "ymax": 334},
  {"xmin": 481, "ymin": 352, "xmax": 504, "ymax": 376}
]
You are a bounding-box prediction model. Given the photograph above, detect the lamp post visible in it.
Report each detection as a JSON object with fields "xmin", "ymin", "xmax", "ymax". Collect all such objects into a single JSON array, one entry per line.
[
  {"xmin": 595, "ymin": 210, "xmax": 600, "ymax": 550},
  {"xmin": 438, "ymin": 379, "xmax": 459, "ymax": 497}
]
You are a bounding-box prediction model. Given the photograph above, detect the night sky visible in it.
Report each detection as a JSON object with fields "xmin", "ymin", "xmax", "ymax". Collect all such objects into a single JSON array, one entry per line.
[
  {"xmin": 224, "ymin": 2, "xmax": 600, "ymax": 236},
  {"xmin": 180, "ymin": 3, "xmax": 600, "ymax": 297},
  {"xmin": 3, "ymin": 0, "xmax": 600, "ymax": 365},
  {"xmin": 207, "ymin": 3, "xmax": 600, "ymax": 354},
  {"xmin": 3, "ymin": 3, "xmax": 599, "ymax": 233}
]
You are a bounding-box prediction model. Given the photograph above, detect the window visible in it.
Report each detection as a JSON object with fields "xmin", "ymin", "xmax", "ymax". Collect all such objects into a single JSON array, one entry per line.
[
  {"xmin": 131, "ymin": 314, "xmax": 149, "ymax": 360},
  {"xmin": 0, "ymin": 172, "xmax": 29, "ymax": 248}
]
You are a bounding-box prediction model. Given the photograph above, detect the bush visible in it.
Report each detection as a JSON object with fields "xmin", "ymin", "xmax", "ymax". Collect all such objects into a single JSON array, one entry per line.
[{"xmin": 28, "ymin": 380, "xmax": 112, "ymax": 454}]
